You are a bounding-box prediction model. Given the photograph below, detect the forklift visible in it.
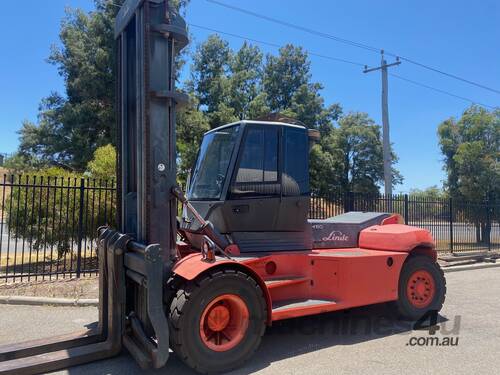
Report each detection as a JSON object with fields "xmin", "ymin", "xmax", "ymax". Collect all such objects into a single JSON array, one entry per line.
[{"xmin": 0, "ymin": 0, "xmax": 446, "ymax": 374}]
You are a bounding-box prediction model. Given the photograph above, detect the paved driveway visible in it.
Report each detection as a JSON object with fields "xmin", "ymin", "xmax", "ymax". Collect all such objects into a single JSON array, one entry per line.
[{"xmin": 0, "ymin": 267, "xmax": 499, "ymax": 375}]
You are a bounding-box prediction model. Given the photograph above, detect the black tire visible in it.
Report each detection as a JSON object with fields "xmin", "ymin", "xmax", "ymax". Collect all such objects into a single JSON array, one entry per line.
[
  {"xmin": 169, "ymin": 269, "xmax": 267, "ymax": 374},
  {"xmin": 394, "ymin": 255, "xmax": 446, "ymax": 320}
]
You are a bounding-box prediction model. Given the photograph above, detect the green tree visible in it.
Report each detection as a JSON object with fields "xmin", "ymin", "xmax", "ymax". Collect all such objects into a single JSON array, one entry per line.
[
  {"xmin": 409, "ymin": 186, "xmax": 447, "ymax": 200},
  {"xmin": 176, "ymin": 97, "xmax": 210, "ymax": 186},
  {"xmin": 438, "ymin": 106, "xmax": 499, "ymax": 201},
  {"xmin": 263, "ymin": 45, "xmax": 310, "ymax": 111},
  {"xmin": 4, "ymin": 167, "xmax": 116, "ymax": 259},
  {"xmin": 2, "ymin": 152, "xmax": 43, "ymax": 174},
  {"xmin": 309, "ymin": 142, "xmax": 343, "ymax": 195},
  {"xmin": 408, "ymin": 186, "xmax": 447, "ymax": 221},
  {"xmin": 228, "ymin": 42, "xmax": 264, "ymax": 119},
  {"xmin": 86, "ymin": 144, "xmax": 116, "ymax": 181},
  {"xmin": 318, "ymin": 112, "xmax": 402, "ymax": 195},
  {"xmin": 188, "ymin": 37, "xmax": 270, "ymax": 128},
  {"xmin": 261, "ymin": 44, "xmax": 342, "ymax": 133},
  {"xmin": 438, "ymin": 105, "xmax": 499, "ymax": 242},
  {"xmin": 18, "ymin": 1, "xmax": 119, "ymax": 170},
  {"xmin": 188, "ymin": 35, "xmax": 236, "ymax": 128},
  {"xmin": 16, "ymin": 1, "xmax": 190, "ymax": 171}
]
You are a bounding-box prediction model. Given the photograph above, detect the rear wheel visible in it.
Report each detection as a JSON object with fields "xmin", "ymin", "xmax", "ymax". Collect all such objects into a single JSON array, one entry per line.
[
  {"xmin": 394, "ymin": 255, "xmax": 446, "ymax": 320},
  {"xmin": 169, "ymin": 269, "xmax": 267, "ymax": 374}
]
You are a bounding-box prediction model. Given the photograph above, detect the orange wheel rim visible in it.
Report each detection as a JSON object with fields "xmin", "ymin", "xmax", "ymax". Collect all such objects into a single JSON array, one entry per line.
[
  {"xmin": 406, "ymin": 270, "xmax": 436, "ymax": 308},
  {"xmin": 199, "ymin": 294, "xmax": 249, "ymax": 352}
]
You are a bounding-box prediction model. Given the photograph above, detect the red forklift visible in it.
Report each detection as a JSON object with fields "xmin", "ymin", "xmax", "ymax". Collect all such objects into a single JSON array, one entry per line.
[{"xmin": 0, "ymin": 0, "xmax": 445, "ymax": 374}]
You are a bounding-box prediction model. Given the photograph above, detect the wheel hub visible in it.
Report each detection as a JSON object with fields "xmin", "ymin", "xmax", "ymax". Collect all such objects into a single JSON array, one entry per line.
[
  {"xmin": 207, "ymin": 305, "xmax": 230, "ymax": 332},
  {"xmin": 406, "ymin": 270, "xmax": 436, "ymax": 308},
  {"xmin": 199, "ymin": 294, "xmax": 249, "ymax": 352}
]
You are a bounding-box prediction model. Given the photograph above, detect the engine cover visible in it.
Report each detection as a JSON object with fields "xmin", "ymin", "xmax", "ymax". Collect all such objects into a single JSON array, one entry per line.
[{"xmin": 309, "ymin": 212, "xmax": 390, "ymax": 249}]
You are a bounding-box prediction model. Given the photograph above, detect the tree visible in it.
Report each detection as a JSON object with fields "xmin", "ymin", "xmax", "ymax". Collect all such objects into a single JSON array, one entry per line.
[
  {"xmin": 285, "ymin": 83, "xmax": 342, "ymax": 134},
  {"xmin": 86, "ymin": 144, "xmax": 116, "ymax": 181},
  {"xmin": 188, "ymin": 35, "xmax": 236, "ymax": 128},
  {"xmin": 188, "ymin": 37, "xmax": 270, "ymax": 127},
  {"xmin": 18, "ymin": 1, "xmax": 118, "ymax": 170},
  {"xmin": 316, "ymin": 112, "xmax": 402, "ymax": 195},
  {"xmin": 438, "ymin": 105, "xmax": 499, "ymax": 242},
  {"xmin": 176, "ymin": 97, "xmax": 210, "ymax": 186},
  {"xmin": 16, "ymin": 1, "xmax": 190, "ymax": 171},
  {"xmin": 409, "ymin": 186, "xmax": 447, "ymax": 200},
  {"xmin": 263, "ymin": 45, "xmax": 310, "ymax": 111},
  {"xmin": 2, "ymin": 152, "xmax": 43, "ymax": 174},
  {"xmin": 408, "ymin": 186, "xmax": 447, "ymax": 221},
  {"xmin": 5, "ymin": 165, "xmax": 117, "ymax": 260},
  {"xmin": 261, "ymin": 44, "xmax": 341, "ymax": 134},
  {"xmin": 229, "ymin": 42, "xmax": 264, "ymax": 120}
]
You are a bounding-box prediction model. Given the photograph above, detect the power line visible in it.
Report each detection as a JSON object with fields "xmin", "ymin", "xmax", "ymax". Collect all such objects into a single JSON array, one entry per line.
[
  {"xmin": 190, "ymin": 23, "xmax": 496, "ymax": 109},
  {"xmin": 189, "ymin": 23, "xmax": 365, "ymax": 67},
  {"xmin": 205, "ymin": 0, "xmax": 379, "ymax": 53},
  {"xmin": 396, "ymin": 57, "xmax": 500, "ymax": 95},
  {"xmin": 206, "ymin": 0, "xmax": 500, "ymax": 96},
  {"xmin": 389, "ymin": 73, "xmax": 496, "ymax": 110}
]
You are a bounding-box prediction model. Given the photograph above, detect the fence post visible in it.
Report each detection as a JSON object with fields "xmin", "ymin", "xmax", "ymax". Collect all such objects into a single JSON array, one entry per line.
[
  {"xmin": 449, "ymin": 197, "xmax": 454, "ymax": 254},
  {"xmin": 76, "ymin": 178, "xmax": 85, "ymax": 278},
  {"xmin": 486, "ymin": 199, "xmax": 491, "ymax": 252},
  {"xmin": 347, "ymin": 191, "xmax": 354, "ymax": 212},
  {"xmin": 404, "ymin": 194, "xmax": 409, "ymax": 225}
]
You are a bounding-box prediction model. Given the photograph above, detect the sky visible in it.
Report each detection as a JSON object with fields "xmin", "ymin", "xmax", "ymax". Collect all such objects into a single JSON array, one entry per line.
[{"xmin": 0, "ymin": 0, "xmax": 499, "ymax": 193}]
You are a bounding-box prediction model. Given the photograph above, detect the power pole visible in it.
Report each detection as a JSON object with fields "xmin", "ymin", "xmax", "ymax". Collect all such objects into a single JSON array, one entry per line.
[{"xmin": 364, "ymin": 51, "xmax": 400, "ymax": 198}]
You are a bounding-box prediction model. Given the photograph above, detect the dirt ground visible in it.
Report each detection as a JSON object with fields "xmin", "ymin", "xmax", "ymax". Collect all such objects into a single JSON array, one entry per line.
[{"xmin": 0, "ymin": 276, "xmax": 99, "ymax": 299}]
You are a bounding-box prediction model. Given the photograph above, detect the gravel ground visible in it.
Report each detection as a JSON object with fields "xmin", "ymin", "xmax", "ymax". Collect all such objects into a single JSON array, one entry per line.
[{"xmin": 0, "ymin": 267, "xmax": 498, "ymax": 375}]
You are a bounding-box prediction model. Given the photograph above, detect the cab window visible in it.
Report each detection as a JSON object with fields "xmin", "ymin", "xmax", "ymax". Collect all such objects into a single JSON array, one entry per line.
[
  {"xmin": 283, "ymin": 127, "xmax": 309, "ymax": 196},
  {"xmin": 230, "ymin": 126, "xmax": 279, "ymax": 198}
]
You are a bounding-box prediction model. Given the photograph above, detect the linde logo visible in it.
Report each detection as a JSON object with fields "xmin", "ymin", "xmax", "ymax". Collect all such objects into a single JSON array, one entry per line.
[{"xmin": 322, "ymin": 231, "xmax": 350, "ymax": 242}]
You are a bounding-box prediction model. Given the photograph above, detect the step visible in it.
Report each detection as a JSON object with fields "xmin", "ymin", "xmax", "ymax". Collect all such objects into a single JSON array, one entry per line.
[
  {"xmin": 271, "ymin": 298, "xmax": 338, "ymax": 321},
  {"xmin": 264, "ymin": 276, "xmax": 309, "ymax": 289}
]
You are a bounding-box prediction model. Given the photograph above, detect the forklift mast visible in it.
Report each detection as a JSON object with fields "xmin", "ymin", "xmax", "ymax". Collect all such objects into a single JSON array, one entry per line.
[{"xmin": 116, "ymin": 0, "xmax": 188, "ymax": 261}]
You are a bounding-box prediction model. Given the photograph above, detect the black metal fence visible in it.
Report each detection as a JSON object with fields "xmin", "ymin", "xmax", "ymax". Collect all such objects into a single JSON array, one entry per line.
[
  {"xmin": 0, "ymin": 175, "xmax": 116, "ymax": 282},
  {"xmin": 0, "ymin": 175, "xmax": 498, "ymax": 282},
  {"xmin": 309, "ymin": 192, "xmax": 500, "ymax": 254}
]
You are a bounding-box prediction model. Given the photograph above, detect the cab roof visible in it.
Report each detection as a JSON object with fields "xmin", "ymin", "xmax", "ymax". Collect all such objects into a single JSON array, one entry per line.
[{"xmin": 206, "ymin": 120, "xmax": 307, "ymax": 134}]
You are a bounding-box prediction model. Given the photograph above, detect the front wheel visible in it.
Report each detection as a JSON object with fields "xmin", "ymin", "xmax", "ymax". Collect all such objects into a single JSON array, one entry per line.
[
  {"xmin": 169, "ymin": 269, "xmax": 267, "ymax": 374},
  {"xmin": 394, "ymin": 255, "xmax": 446, "ymax": 320}
]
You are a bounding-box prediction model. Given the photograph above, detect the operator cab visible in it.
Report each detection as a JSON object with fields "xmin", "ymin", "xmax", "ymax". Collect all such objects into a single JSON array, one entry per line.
[
  {"xmin": 180, "ymin": 120, "xmax": 391, "ymax": 253},
  {"xmin": 181, "ymin": 120, "xmax": 312, "ymax": 252}
]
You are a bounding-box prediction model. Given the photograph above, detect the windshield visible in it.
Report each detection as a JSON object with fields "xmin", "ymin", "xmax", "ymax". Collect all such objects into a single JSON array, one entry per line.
[{"xmin": 188, "ymin": 125, "xmax": 240, "ymax": 200}]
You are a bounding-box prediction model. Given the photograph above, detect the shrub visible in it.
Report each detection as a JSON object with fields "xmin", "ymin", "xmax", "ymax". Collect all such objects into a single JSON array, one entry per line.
[{"xmin": 3, "ymin": 167, "xmax": 116, "ymax": 258}]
